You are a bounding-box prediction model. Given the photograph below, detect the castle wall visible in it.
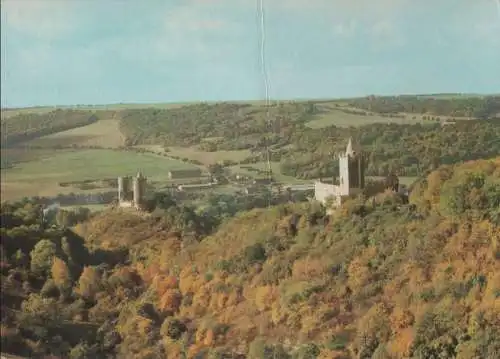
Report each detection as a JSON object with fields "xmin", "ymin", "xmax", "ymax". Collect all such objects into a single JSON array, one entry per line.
[
  {"xmin": 314, "ymin": 181, "xmax": 342, "ymax": 207},
  {"xmin": 119, "ymin": 201, "xmax": 133, "ymax": 208}
]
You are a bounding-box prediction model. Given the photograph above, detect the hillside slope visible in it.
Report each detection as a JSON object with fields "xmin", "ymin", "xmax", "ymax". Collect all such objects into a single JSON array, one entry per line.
[
  {"xmin": 1, "ymin": 110, "xmax": 102, "ymax": 148},
  {"xmin": 1, "ymin": 158, "xmax": 499, "ymax": 358}
]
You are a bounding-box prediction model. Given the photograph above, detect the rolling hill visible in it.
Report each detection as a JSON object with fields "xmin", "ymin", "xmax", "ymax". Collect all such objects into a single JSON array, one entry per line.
[{"xmin": 1, "ymin": 157, "xmax": 499, "ymax": 358}]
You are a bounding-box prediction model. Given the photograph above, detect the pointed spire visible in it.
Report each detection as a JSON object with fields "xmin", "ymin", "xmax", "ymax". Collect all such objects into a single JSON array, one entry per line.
[
  {"xmin": 346, "ymin": 137, "xmax": 354, "ymax": 155},
  {"xmin": 345, "ymin": 137, "xmax": 360, "ymax": 156}
]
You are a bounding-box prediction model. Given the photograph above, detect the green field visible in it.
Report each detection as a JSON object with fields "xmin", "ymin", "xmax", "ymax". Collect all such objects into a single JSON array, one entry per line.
[
  {"xmin": 306, "ymin": 106, "xmax": 424, "ymax": 129},
  {"xmin": 1, "ymin": 149, "xmax": 201, "ymax": 201},
  {"xmin": 166, "ymin": 146, "xmax": 252, "ymax": 166},
  {"xmin": 136, "ymin": 145, "xmax": 253, "ymax": 166},
  {"xmin": 27, "ymin": 119, "xmax": 124, "ymax": 148}
]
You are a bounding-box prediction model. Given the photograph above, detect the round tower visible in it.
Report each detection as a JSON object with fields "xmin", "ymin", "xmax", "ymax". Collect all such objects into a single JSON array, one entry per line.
[
  {"xmin": 133, "ymin": 171, "xmax": 146, "ymax": 209},
  {"xmin": 118, "ymin": 176, "xmax": 132, "ymax": 202},
  {"xmin": 118, "ymin": 176, "xmax": 125, "ymax": 202}
]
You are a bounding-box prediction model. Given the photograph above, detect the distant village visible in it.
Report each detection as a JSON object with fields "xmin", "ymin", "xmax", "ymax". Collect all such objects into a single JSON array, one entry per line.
[
  {"xmin": 36, "ymin": 136, "xmax": 409, "ymax": 215},
  {"xmin": 113, "ymin": 137, "xmax": 409, "ymax": 212}
]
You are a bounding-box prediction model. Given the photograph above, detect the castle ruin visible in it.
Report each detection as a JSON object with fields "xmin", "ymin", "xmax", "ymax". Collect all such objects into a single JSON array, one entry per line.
[
  {"xmin": 314, "ymin": 137, "xmax": 366, "ymax": 207},
  {"xmin": 117, "ymin": 171, "xmax": 147, "ymax": 210}
]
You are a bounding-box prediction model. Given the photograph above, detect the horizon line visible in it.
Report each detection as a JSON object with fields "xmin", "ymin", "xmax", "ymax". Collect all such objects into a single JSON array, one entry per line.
[{"xmin": 2, "ymin": 92, "xmax": 499, "ymax": 111}]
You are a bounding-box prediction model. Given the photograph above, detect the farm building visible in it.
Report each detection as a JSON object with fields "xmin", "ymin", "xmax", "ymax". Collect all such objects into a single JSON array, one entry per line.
[
  {"xmin": 177, "ymin": 183, "xmax": 213, "ymax": 192},
  {"xmin": 167, "ymin": 168, "xmax": 203, "ymax": 180},
  {"xmin": 252, "ymin": 177, "xmax": 273, "ymax": 185}
]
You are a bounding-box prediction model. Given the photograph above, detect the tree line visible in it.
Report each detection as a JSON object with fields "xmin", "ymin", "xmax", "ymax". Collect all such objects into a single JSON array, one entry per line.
[
  {"xmin": 348, "ymin": 95, "xmax": 500, "ymax": 118},
  {"xmin": 1, "ymin": 109, "xmax": 99, "ymax": 147}
]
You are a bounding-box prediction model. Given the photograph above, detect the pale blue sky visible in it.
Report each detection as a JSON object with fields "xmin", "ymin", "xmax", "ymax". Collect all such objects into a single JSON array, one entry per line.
[{"xmin": 1, "ymin": 0, "xmax": 499, "ymax": 108}]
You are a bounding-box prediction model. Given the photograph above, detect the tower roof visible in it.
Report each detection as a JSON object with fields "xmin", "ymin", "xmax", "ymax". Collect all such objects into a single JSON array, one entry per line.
[{"xmin": 345, "ymin": 137, "xmax": 360, "ymax": 156}]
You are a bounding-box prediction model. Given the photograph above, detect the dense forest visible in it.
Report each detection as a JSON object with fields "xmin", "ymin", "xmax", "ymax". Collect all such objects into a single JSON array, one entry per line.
[
  {"xmin": 1, "ymin": 110, "xmax": 99, "ymax": 148},
  {"xmin": 348, "ymin": 95, "xmax": 500, "ymax": 118},
  {"xmin": 1, "ymin": 157, "xmax": 499, "ymax": 358},
  {"xmin": 280, "ymin": 118, "xmax": 500, "ymax": 178},
  {"xmin": 118, "ymin": 102, "xmax": 313, "ymax": 149}
]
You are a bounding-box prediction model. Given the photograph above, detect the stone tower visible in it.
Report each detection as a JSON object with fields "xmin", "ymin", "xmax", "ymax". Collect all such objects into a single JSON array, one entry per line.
[
  {"xmin": 338, "ymin": 137, "xmax": 365, "ymax": 196},
  {"xmin": 133, "ymin": 171, "xmax": 147, "ymax": 209}
]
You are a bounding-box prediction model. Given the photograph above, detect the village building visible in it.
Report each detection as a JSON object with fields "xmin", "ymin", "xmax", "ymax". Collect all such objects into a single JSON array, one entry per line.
[{"xmin": 167, "ymin": 168, "xmax": 202, "ymax": 180}]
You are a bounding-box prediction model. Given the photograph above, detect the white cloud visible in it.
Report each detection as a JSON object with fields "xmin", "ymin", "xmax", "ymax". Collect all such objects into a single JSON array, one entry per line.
[{"xmin": 1, "ymin": 0, "xmax": 80, "ymax": 40}]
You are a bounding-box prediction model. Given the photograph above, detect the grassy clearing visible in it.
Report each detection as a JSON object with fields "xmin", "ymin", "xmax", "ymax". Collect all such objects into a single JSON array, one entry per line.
[
  {"xmin": 167, "ymin": 146, "xmax": 252, "ymax": 166},
  {"xmin": 0, "ymin": 179, "xmax": 92, "ymax": 202},
  {"xmin": 1, "ymin": 148, "xmax": 200, "ymax": 201},
  {"xmin": 4, "ymin": 149, "xmax": 199, "ymax": 182},
  {"xmin": 1, "ymin": 147, "xmax": 57, "ymax": 165},
  {"xmin": 136, "ymin": 144, "xmax": 253, "ymax": 166},
  {"xmin": 61, "ymin": 204, "xmax": 109, "ymax": 212},
  {"xmin": 27, "ymin": 119, "xmax": 125, "ymax": 148},
  {"xmin": 306, "ymin": 108, "xmax": 424, "ymax": 129}
]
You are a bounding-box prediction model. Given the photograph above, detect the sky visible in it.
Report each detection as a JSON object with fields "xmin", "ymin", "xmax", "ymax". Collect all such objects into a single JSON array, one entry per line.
[{"xmin": 1, "ymin": 0, "xmax": 500, "ymax": 108}]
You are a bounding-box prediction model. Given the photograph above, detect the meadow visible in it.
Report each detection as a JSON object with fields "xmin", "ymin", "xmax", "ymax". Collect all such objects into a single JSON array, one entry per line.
[
  {"xmin": 26, "ymin": 119, "xmax": 125, "ymax": 148},
  {"xmin": 1, "ymin": 148, "xmax": 201, "ymax": 201},
  {"xmin": 307, "ymin": 105, "xmax": 424, "ymax": 129},
  {"xmin": 166, "ymin": 146, "xmax": 252, "ymax": 166}
]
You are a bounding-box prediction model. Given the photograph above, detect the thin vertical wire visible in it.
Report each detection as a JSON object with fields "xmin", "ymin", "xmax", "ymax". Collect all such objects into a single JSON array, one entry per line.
[
  {"xmin": 258, "ymin": 0, "xmax": 270, "ymax": 108},
  {"xmin": 258, "ymin": 0, "xmax": 273, "ymax": 207}
]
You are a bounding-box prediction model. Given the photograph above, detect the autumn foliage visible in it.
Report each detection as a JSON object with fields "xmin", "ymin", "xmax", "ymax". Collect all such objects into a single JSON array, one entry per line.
[{"xmin": 1, "ymin": 158, "xmax": 499, "ymax": 358}]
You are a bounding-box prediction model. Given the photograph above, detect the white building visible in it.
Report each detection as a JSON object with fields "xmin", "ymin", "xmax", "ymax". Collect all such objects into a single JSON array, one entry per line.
[{"xmin": 314, "ymin": 137, "xmax": 366, "ymax": 207}]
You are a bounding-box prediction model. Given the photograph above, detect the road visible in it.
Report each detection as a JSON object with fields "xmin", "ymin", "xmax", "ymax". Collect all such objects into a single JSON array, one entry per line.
[{"xmin": 281, "ymin": 183, "xmax": 315, "ymax": 191}]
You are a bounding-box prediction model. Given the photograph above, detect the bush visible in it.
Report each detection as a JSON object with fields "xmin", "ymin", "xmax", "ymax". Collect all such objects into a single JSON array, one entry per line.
[
  {"xmin": 293, "ymin": 343, "xmax": 320, "ymax": 359},
  {"xmin": 160, "ymin": 317, "xmax": 187, "ymax": 340},
  {"xmin": 244, "ymin": 243, "xmax": 267, "ymax": 265}
]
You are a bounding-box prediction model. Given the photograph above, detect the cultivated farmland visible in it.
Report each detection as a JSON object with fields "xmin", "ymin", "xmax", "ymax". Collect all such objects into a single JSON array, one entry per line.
[{"xmin": 1, "ymin": 149, "xmax": 201, "ymax": 201}]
